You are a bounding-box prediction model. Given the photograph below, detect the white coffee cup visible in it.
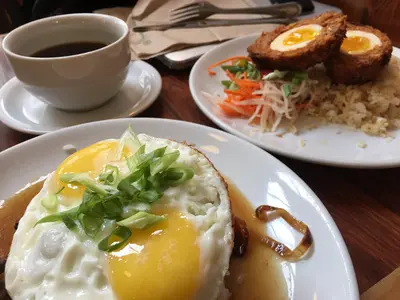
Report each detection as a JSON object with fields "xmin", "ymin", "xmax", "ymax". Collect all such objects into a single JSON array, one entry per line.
[{"xmin": 2, "ymin": 13, "xmax": 130, "ymax": 111}]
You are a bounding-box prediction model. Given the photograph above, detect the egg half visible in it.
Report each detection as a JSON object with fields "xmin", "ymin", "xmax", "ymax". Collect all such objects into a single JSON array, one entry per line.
[
  {"xmin": 270, "ymin": 24, "xmax": 322, "ymax": 52},
  {"xmin": 340, "ymin": 30, "xmax": 382, "ymax": 54},
  {"xmin": 5, "ymin": 133, "xmax": 233, "ymax": 300}
]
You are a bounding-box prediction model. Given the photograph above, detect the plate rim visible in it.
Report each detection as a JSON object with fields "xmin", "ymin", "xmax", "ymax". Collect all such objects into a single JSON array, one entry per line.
[
  {"xmin": 189, "ymin": 33, "xmax": 400, "ymax": 169},
  {"xmin": 0, "ymin": 60, "xmax": 162, "ymax": 135},
  {"xmin": 0, "ymin": 117, "xmax": 359, "ymax": 300}
]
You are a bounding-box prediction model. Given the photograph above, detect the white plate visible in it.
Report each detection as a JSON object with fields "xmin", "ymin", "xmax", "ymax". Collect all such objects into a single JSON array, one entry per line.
[
  {"xmin": 0, "ymin": 61, "xmax": 161, "ymax": 135},
  {"xmin": 0, "ymin": 118, "xmax": 359, "ymax": 300},
  {"xmin": 190, "ymin": 34, "xmax": 400, "ymax": 168}
]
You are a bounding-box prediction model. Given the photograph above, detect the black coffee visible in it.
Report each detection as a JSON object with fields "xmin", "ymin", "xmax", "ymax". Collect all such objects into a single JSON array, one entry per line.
[{"xmin": 32, "ymin": 41, "xmax": 107, "ymax": 58}]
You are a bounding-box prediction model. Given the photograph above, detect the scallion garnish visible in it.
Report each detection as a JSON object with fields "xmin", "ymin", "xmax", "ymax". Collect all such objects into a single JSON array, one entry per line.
[
  {"xmin": 283, "ymin": 83, "xmax": 292, "ymax": 98},
  {"xmin": 98, "ymin": 165, "xmax": 119, "ymax": 186},
  {"xmin": 98, "ymin": 226, "xmax": 132, "ymax": 252},
  {"xmin": 41, "ymin": 187, "xmax": 64, "ymax": 211},
  {"xmin": 60, "ymin": 173, "xmax": 115, "ymax": 196},
  {"xmin": 36, "ymin": 129, "xmax": 195, "ymax": 252},
  {"xmin": 117, "ymin": 211, "xmax": 166, "ymax": 229},
  {"xmin": 263, "ymin": 70, "xmax": 288, "ymax": 80}
]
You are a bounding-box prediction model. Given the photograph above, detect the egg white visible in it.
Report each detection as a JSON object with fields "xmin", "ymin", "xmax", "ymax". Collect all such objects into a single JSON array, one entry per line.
[
  {"xmin": 5, "ymin": 134, "xmax": 233, "ymax": 300},
  {"xmin": 341, "ymin": 30, "xmax": 382, "ymax": 54},
  {"xmin": 270, "ymin": 24, "xmax": 323, "ymax": 52}
]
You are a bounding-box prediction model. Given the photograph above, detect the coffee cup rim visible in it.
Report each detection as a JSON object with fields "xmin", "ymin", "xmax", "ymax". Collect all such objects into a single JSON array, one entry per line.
[{"xmin": 2, "ymin": 13, "xmax": 129, "ymax": 62}]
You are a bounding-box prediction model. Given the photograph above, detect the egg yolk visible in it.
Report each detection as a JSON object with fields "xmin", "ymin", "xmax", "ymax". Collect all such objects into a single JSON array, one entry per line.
[
  {"xmin": 108, "ymin": 209, "xmax": 200, "ymax": 300},
  {"xmin": 55, "ymin": 141, "xmax": 129, "ymax": 200},
  {"xmin": 341, "ymin": 36, "xmax": 371, "ymax": 54},
  {"xmin": 283, "ymin": 28, "xmax": 320, "ymax": 46}
]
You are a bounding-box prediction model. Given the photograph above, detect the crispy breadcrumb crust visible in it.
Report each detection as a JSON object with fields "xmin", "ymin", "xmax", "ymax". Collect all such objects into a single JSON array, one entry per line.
[
  {"xmin": 247, "ymin": 12, "xmax": 347, "ymax": 70},
  {"xmin": 324, "ymin": 23, "xmax": 392, "ymax": 84}
]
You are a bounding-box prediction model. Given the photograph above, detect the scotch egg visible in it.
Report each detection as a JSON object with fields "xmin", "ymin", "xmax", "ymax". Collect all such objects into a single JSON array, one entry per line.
[
  {"xmin": 5, "ymin": 130, "xmax": 234, "ymax": 300},
  {"xmin": 270, "ymin": 24, "xmax": 322, "ymax": 52},
  {"xmin": 248, "ymin": 12, "xmax": 347, "ymax": 70},
  {"xmin": 340, "ymin": 30, "xmax": 382, "ymax": 55},
  {"xmin": 325, "ymin": 24, "xmax": 392, "ymax": 84}
]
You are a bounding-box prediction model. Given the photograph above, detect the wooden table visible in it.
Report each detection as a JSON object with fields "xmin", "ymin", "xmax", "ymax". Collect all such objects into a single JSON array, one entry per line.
[{"xmin": 1, "ymin": 40, "xmax": 400, "ymax": 297}]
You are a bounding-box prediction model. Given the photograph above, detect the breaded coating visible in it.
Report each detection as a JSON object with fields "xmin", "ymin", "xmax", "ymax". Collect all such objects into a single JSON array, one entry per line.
[
  {"xmin": 325, "ymin": 23, "xmax": 392, "ymax": 85},
  {"xmin": 247, "ymin": 12, "xmax": 347, "ymax": 70}
]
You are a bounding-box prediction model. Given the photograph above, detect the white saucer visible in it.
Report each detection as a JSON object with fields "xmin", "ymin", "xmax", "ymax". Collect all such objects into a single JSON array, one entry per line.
[{"xmin": 0, "ymin": 61, "xmax": 161, "ymax": 135}]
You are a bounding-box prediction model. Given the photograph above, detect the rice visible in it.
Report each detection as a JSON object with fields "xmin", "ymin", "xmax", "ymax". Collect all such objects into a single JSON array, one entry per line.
[{"xmin": 306, "ymin": 57, "xmax": 400, "ymax": 136}]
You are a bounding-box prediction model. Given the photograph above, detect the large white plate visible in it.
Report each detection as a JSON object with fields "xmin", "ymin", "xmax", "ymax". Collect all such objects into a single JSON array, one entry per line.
[
  {"xmin": 190, "ymin": 34, "xmax": 400, "ymax": 168},
  {"xmin": 0, "ymin": 118, "xmax": 358, "ymax": 300}
]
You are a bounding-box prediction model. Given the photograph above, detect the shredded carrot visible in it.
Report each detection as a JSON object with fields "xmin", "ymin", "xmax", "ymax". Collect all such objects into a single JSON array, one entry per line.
[
  {"xmin": 218, "ymin": 103, "xmax": 242, "ymax": 117},
  {"xmin": 208, "ymin": 56, "xmax": 253, "ymax": 75},
  {"xmin": 224, "ymin": 89, "xmax": 253, "ymax": 97},
  {"xmin": 225, "ymin": 71, "xmax": 261, "ymax": 88},
  {"xmin": 210, "ymin": 57, "xmax": 266, "ymax": 119}
]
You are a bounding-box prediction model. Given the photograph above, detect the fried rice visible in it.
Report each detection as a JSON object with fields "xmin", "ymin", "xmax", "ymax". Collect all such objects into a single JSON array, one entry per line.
[{"xmin": 306, "ymin": 57, "xmax": 400, "ymax": 136}]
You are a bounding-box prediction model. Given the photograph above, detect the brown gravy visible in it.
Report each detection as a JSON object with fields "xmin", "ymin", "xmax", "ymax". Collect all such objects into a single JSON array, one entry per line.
[
  {"xmin": 226, "ymin": 180, "xmax": 287, "ymax": 300},
  {"xmin": 0, "ymin": 178, "xmax": 287, "ymax": 299}
]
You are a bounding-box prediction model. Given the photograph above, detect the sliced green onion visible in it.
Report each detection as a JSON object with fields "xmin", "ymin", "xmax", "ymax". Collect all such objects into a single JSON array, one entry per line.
[
  {"xmin": 136, "ymin": 173, "xmax": 148, "ymax": 191},
  {"xmin": 292, "ymin": 77, "xmax": 302, "ymax": 85},
  {"xmin": 41, "ymin": 186, "xmax": 65, "ymax": 211},
  {"xmin": 263, "ymin": 70, "xmax": 288, "ymax": 80},
  {"xmin": 60, "ymin": 173, "xmax": 114, "ymax": 196},
  {"xmin": 122, "ymin": 202, "xmax": 151, "ymax": 218},
  {"xmin": 150, "ymin": 150, "xmax": 179, "ymax": 176},
  {"xmin": 163, "ymin": 167, "xmax": 194, "ymax": 186},
  {"xmin": 246, "ymin": 62, "xmax": 256, "ymax": 73},
  {"xmin": 292, "ymin": 71, "xmax": 308, "ymax": 80},
  {"xmin": 221, "ymin": 80, "xmax": 232, "ymax": 88},
  {"xmin": 283, "ymin": 83, "xmax": 292, "ymax": 98},
  {"xmin": 235, "ymin": 71, "xmax": 243, "ymax": 78},
  {"xmin": 228, "ymin": 82, "xmax": 239, "ymax": 90},
  {"xmin": 62, "ymin": 215, "xmax": 77, "ymax": 230},
  {"xmin": 41, "ymin": 194, "xmax": 58, "ymax": 211},
  {"xmin": 116, "ymin": 125, "xmax": 142, "ymax": 159},
  {"xmin": 221, "ymin": 65, "xmax": 243, "ymax": 73},
  {"xmin": 36, "ymin": 126, "xmax": 196, "ymax": 252},
  {"xmin": 35, "ymin": 206, "xmax": 79, "ymax": 226},
  {"xmin": 98, "ymin": 226, "xmax": 131, "ymax": 252},
  {"xmin": 117, "ymin": 168, "xmax": 144, "ymax": 196},
  {"xmin": 36, "ymin": 214, "xmax": 64, "ymax": 225},
  {"xmin": 138, "ymin": 190, "xmax": 162, "ymax": 203},
  {"xmin": 55, "ymin": 187, "xmax": 65, "ymax": 195},
  {"xmin": 234, "ymin": 59, "xmax": 248, "ymax": 67},
  {"xmin": 79, "ymin": 214, "xmax": 103, "ymax": 238},
  {"xmin": 136, "ymin": 146, "xmax": 167, "ymax": 170},
  {"xmin": 98, "ymin": 165, "xmax": 120, "ymax": 186},
  {"xmin": 117, "ymin": 212, "xmax": 166, "ymax": 229},
  {"xmin": 246, "ymin": 70, "xmax": 253, "ymax": 79},
  {"xmin": 126, "ymin": 144, "xmax": 146, "ymax": 172},
  {"xmin": 102, "ymin": 199, "xmax": 123, "ymax": 218}
]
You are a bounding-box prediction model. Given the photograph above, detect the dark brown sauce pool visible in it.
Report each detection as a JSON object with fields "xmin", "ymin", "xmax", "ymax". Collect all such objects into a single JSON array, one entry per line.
[
  {"xmin": 0, "ymin": 178, "xmax": 287, "ymax": 299},
  {"xmin": 226, "ymin": 180, "xmax": 287, "ymax": 300}
]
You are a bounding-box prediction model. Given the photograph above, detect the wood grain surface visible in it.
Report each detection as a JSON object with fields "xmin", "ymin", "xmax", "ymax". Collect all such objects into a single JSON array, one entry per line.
[
  {"xmin": 1, "ymin": 12, "xmax": 400, "ymax": 297},
  {"xmin": 361, "ymin": 267, "xmax": 400, "ymax": 299}
]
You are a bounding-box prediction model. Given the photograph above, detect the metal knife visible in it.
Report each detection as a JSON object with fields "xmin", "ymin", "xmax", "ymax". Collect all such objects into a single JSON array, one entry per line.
[{"xmin": 132, "ymin": 17, "xmax": 294, "ymax": 32}]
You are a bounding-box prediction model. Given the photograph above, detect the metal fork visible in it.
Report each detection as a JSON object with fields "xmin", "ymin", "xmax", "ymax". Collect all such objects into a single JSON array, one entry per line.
[{"xmin": 169, "ymin": 1, "xmax": 302, "ymax": 23}]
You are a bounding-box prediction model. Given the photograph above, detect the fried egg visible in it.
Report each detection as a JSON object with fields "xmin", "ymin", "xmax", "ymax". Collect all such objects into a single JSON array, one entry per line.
[
  {"xmin": 340, "ymin": 30, "xmax": 382, "ymax": 54},
  {"xmin": 270, "ymin": 24, "xmax": 322, "ymax": 52},
  {"xmin": 5, "ymin": 133, "xmax": 233, "ymax": 300}
]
